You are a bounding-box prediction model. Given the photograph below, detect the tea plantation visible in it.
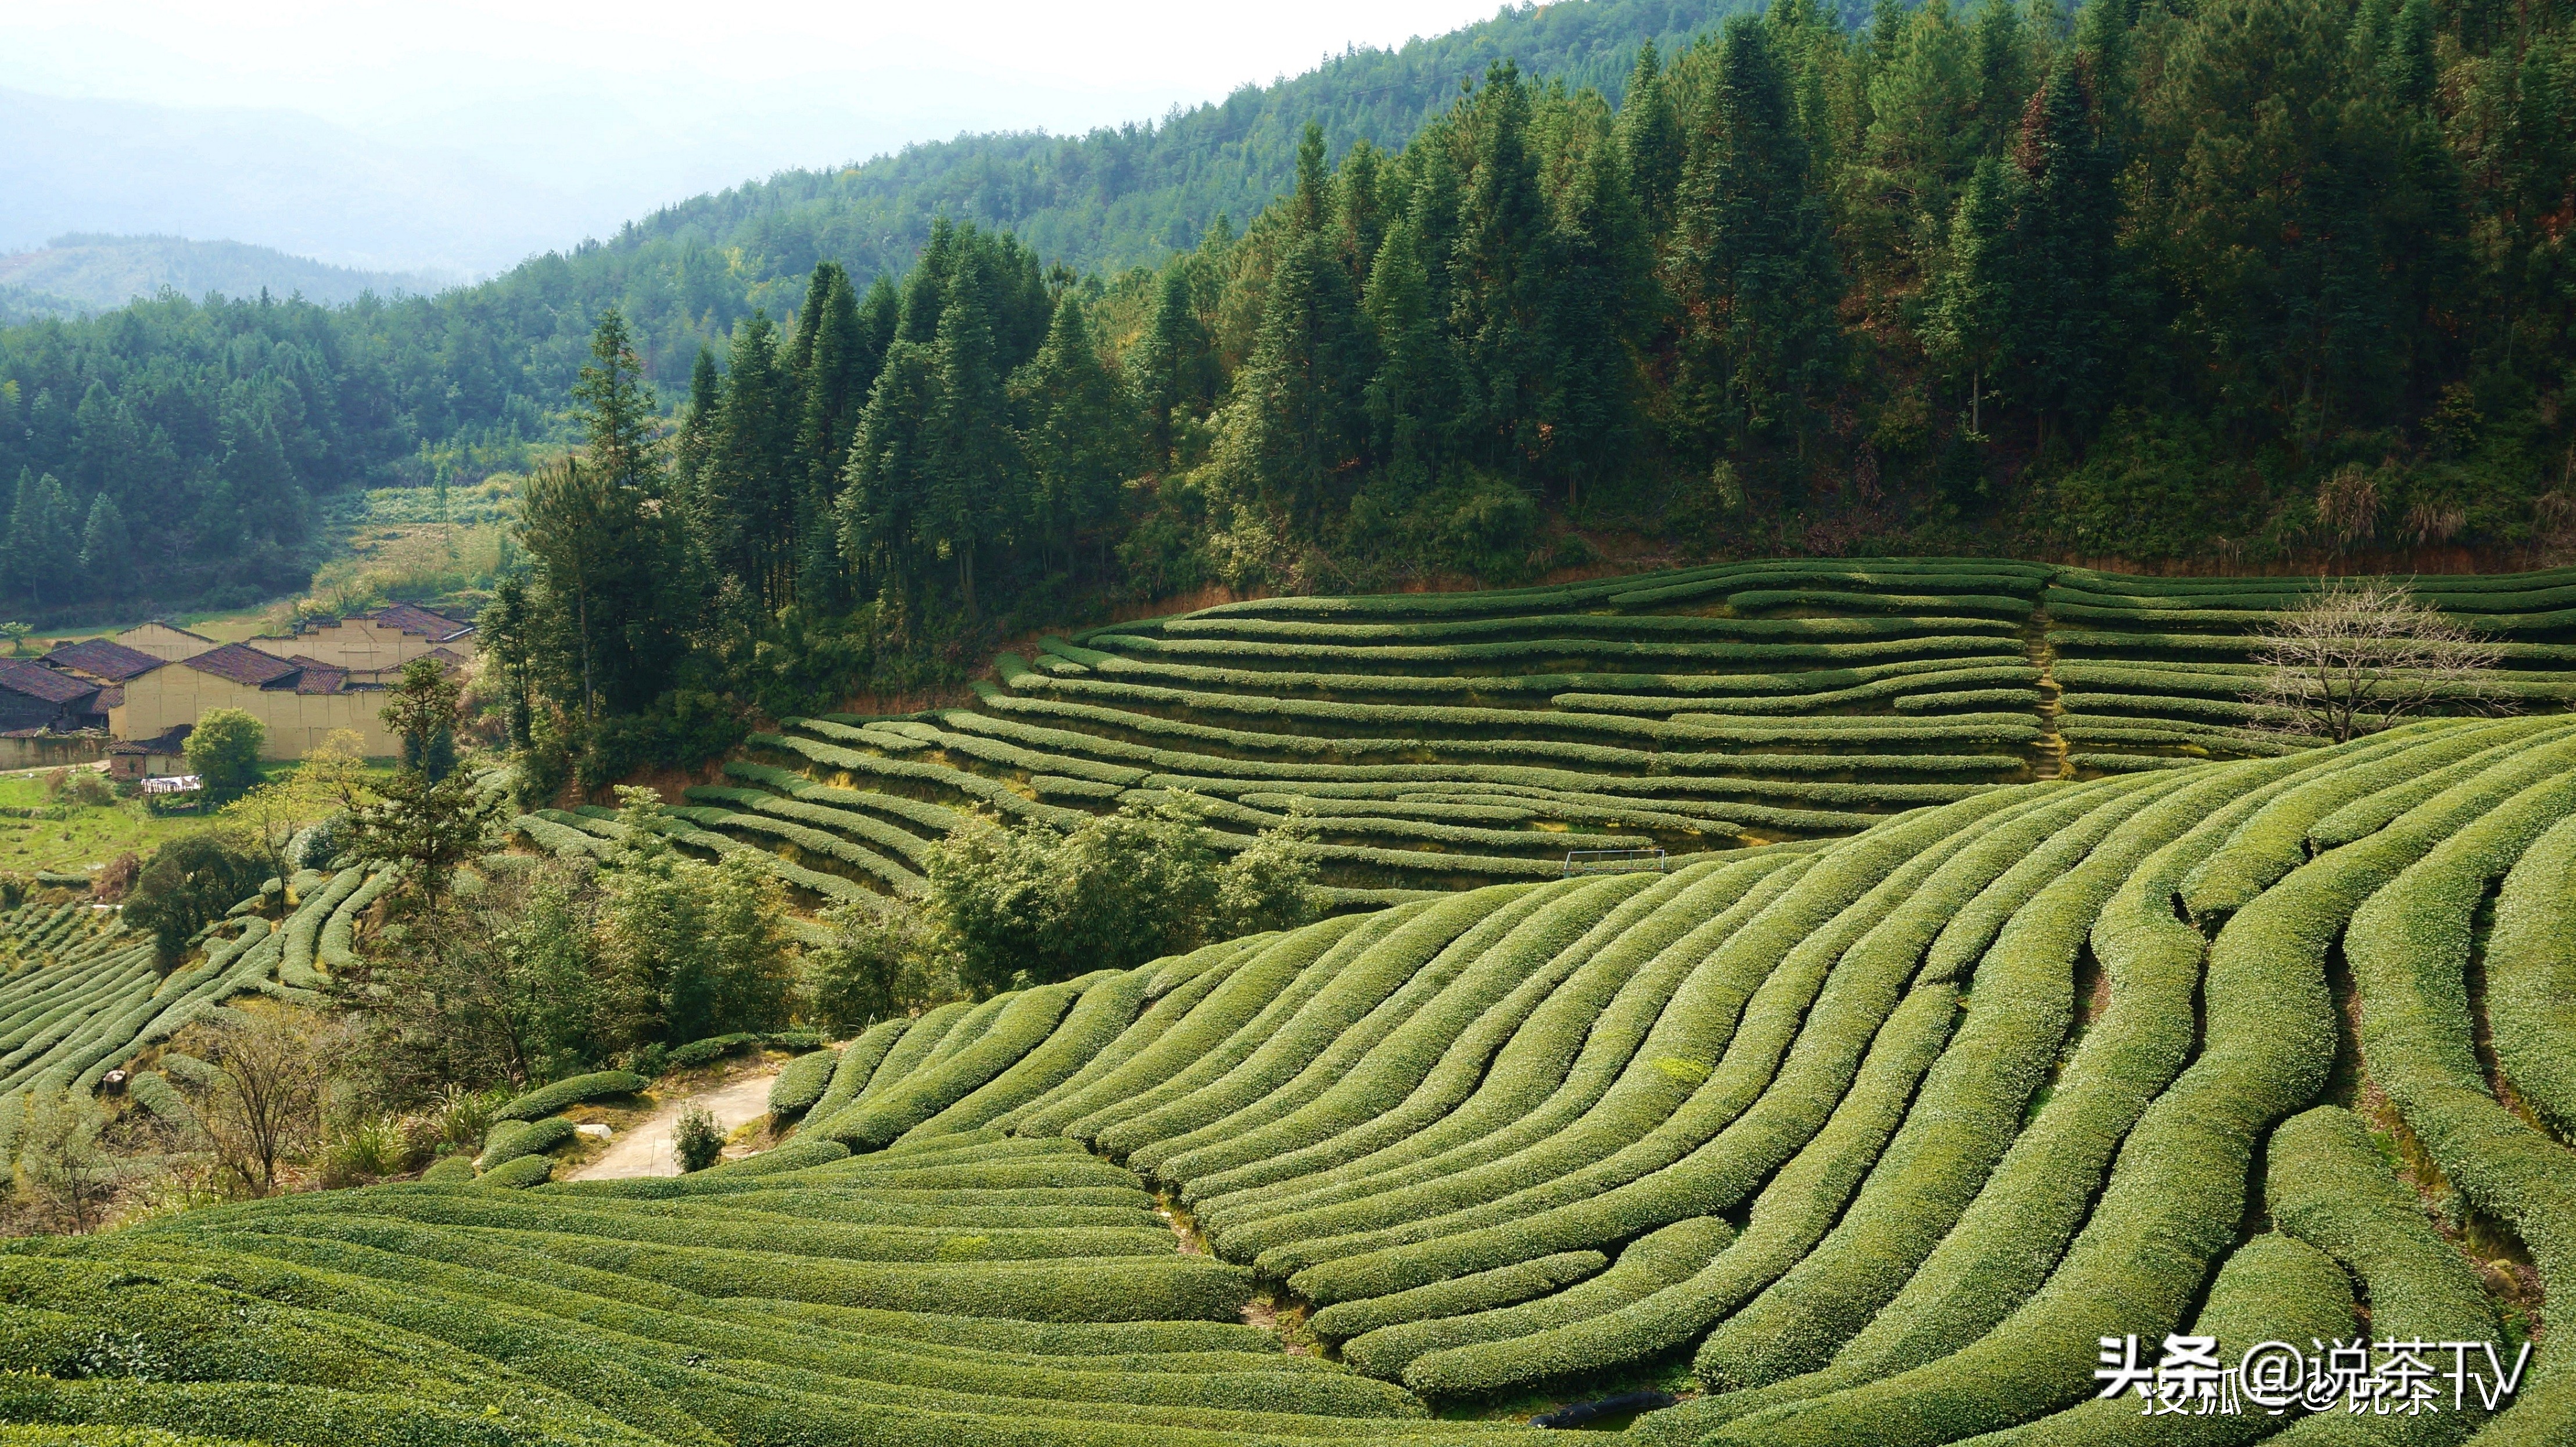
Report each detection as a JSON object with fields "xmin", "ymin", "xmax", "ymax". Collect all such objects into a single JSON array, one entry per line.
[
  {"xmin": 519, "ymin": 559, "xmax": 2576, "ymax": 903},
  {"xmin": 1, "ymin": 563, "xmax": 2572, "ymax": 1444}
]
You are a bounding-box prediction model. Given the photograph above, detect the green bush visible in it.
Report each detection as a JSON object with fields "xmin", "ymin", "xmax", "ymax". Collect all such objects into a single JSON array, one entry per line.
[
  {"xmin": 905, "ymin": 971, "xmax": 1147, "ymax": 1141},
  {"xmin": 1689, "ymin": 774, "xmax": 2186, "ymax": 1395},
  {"xmin": 793, "ymin": 1017, "xmax": 911, "ymax": 1134},
  {"xmin": 996, "ymin": 940, "xmax": 1269, "ymax": 1138},
  {"xmin": 181, "ymin": 709, "xmax": 265, "ymax": 801},
  {"xmin": 1406, "ymin": 981, "xmax": 1962, "ymax": 1400},
  {"xmin": 496, "ymin": 1071, "xmax": 650, "ymax": 1122},
  {"xmin": 1956, "ymin": 1233, "xmax": 2356, "ymax": 1446},
  {"xmin": 1309, "ymin": 1250, "xmax": 1604, "ymax": 1344},
  {"xmin": 1139, "ymin": 884, "xmax": 1567, "ymax": 1187},
  {"xmin": 419, "ymin": 1154, "xmax": 476, "ymax": 1184},
  {"xmin": 1102, "ymin": 900, "xmax": 1474, "ymax": 1170},
  {"xmin": 1706, "ymin": 740, "xmax": 2521, "ymax": 1447},
  {"xmin": 821, "ymin": 985, "xmax": 1085, "ymax": 1150},
  {"xmin": 672, "ymin": 1104, "xmax": 724, "ymax": 1173},
  {"xmin": 479, "ymin": 1115, "xmax": 575, "ymax": 1168},
  {"xmin": 768, "ymin": 1049, "xmax": 842, "ymax": 1117},
  {"xmin": 2489, "ymin": 813, "xmax": 2576, "ymax": 1136},
  {"xmin": 2265, "ymin": 1106, "xmax": 2496, "ymax": 1445},
  {"xmin": 469, "ymin": 1152, "xmax": 554, "ymax": 1189}
]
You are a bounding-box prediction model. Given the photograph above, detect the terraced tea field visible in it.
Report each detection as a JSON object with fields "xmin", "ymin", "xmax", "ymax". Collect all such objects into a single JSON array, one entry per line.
[
  {"xmin": 10, "ymin": 712, "xmax": 2572, "ymax": 1444},
  {"xmin": 519, "ymin": 559, "xmax": 2576, "ymax": 904},
  {"xmin": 6, "ymin": 563, "xmax": 2574, "ymax": 1444}
]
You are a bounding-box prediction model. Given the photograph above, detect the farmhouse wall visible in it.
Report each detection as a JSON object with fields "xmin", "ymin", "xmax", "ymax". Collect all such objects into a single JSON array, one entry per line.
[
  {"xmin": 112, "ymin": 623, "xmax": 218, "ymax": 663},
  {"xmin": 248, "ymin": 613, "xmax": 476, "ymax": 672},
  {"xmin": 112, "ymin": 669, "xmax": 396, "ymax": 759}
]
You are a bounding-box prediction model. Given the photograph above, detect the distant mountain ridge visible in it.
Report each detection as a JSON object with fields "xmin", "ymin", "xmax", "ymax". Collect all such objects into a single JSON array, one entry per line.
[{"xmin": 0, "ymin": 234, "xmax": 462, "ymax": 318}]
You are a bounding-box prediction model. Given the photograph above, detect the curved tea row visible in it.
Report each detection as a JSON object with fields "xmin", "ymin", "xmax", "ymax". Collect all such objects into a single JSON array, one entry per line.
[
  {"xmin": 50, "ymin": 716, "xmax": 2548, "ymax": 1442},
  {"xmin": 529, "ymin": 559, "xmax": 2576, "ymax": 904}
]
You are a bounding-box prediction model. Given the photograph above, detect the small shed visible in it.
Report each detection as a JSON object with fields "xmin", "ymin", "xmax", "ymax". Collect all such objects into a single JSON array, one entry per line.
[{"xmin": 109, "ymin": 724, "xmax": 194, "ymax": 782}]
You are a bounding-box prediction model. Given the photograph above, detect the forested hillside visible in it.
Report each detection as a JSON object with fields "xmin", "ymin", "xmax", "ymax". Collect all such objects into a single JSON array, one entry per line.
[
  {"xmin": 0, "ymin": 234, "xmax": 459, "ymax": 318},
  {"xmin": 0, "ymin": 0, "xmax": 1746, "ymax": 624},
  {"xmin": 3, "ymin": 0, "xmax": 2574, "ymax": 637}
]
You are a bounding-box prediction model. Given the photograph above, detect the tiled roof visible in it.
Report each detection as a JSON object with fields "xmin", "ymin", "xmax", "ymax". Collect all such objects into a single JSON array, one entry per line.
[
  {"xmin": 293, "ymin": 666, "xmax": 350, "ymax": 695},
  {"xmin": 184, "ymin": 642, "xmax": 300, "ymax": 688},
  {"xmin": 96, "ymin": 685, "xmax": 123, "ymax": 710},
  {"xmin": 0, "ymin": 657, "xmax": 101, "ymax": 706},
  {"xmin": 41, "ymin": 637, "xmax": 166, "ymax": 683},
  {"xmin": 372, "ymin": 603, "xmax": 474, "ymax": 642}
]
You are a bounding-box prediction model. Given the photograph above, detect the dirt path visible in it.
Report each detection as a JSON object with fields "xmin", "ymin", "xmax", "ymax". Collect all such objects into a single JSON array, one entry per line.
[{"xmin": 569, "ymin": 1072, "xmax": 778, "ymax": 1180}]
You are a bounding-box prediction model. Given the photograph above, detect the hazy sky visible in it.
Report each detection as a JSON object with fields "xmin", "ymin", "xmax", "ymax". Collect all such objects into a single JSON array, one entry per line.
[
  {"xmin": 1, "ymin": 1, "xmax": 1512, "ymax": 168},
  {"xmin": 0, "ymin": 0, "xmax": 1518, "ymax": 273}
]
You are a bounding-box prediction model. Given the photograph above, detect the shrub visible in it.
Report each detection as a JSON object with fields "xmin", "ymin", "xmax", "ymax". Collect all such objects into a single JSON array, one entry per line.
[
  {"xmin": 182, "ymin": 708, "xmax": 266, "ymax": 800},
  {"xmin": 1203, "ymin": 861, "xmax": 1811, "ymax": 1255},
  {"xmin": 468, "ymin": 1152, "xmax": 554, "ymax": 1189},
  {"xmin": 121, "ymin": 835, "xmax": 270, "ymax": 973},
  {"xmin": 672, "ymin": 1104, "xmax": 724, "ymax": 1172},
  {"xmin": 2489, "ymin": 813, "xmax": 2576, "ymax": 1136},
  {"xmin": 1309, "ymin": 1250, "xmax": 1604, "ymax": 1344},
  {"xmin": 768, "ymin": 1048, "xmax": 841, "ymax": 1118},
  {"xmin": 477, "ymin": 1115, "xmax": 574, "ymax": 1169},
  {"xmin": 493, "ymin": 1069, "xmax": 650, "ymax": 1122}
]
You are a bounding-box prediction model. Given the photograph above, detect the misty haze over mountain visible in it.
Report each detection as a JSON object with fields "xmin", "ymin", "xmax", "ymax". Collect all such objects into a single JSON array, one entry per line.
[{"xmin": 0, "ymin": 0, "xmax": 1510, "ymax": 279}]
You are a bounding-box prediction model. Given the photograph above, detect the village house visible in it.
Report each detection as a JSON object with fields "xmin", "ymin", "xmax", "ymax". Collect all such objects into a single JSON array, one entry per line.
[
  {"xmin": 107, "ymin": 724, "xmax": 193, "ymax": 782},
  {"xmin": 0, "ymin": 657, "xmax": 100, "ymax": 733},
  {"xmin": 110, "ymin": 642, "xmax": 400, "ymax": 759},
  {"xmin": 247, "ymin": 603, "xmax": 476, "ymax": 673},
  {"xmin": 110, "ymin": 621, "xmax": 219, "ymax": 663},
  {"xmin": 38, "ymin": 637, "xmax": 167, "ymax": 726}
]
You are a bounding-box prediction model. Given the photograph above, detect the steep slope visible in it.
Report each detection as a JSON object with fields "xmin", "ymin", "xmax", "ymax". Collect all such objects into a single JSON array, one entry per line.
[
  {"xmin": 15, "ymin": 720, "xmax": 2574, "ymax": 1441},
  {"xmin": 519, "ymin": 559, "xmax": 2576, "ymax": 903}
]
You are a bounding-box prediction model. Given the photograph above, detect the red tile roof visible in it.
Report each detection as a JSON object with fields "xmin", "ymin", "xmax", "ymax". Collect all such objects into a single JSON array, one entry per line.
[
  {"xmin": 41, "ymin": 637, "xmax": 166, "ymax": 683},
  {"xmin": 0, "ymin": 657, "xmax": 102, "ymax": 706},
  {"xmin": 292, "ymin": 667, "xmax": 351, "ymax": 695},
  {"xmin": 183, "ymin": 642, "xmax": 300, "ymax": 688}
]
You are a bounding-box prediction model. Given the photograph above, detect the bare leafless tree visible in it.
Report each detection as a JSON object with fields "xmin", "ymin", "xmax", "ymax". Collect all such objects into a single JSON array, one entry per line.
[
  {"xmin": 180, "ymin": 1012, "xmax": 333, "ymax": 1197},
  {"xmin": 2248, "ymin": 579, "xmax": 2509, "ymax": 744}
]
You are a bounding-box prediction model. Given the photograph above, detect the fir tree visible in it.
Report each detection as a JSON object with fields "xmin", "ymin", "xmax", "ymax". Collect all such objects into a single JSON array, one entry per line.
[
  {"xmin": 1616, "ymin": 40, "xmax": 1685, "ymax": 241},
  {"xmin": 674, "ymin": 345, "xmax": 721, "ymax": 509},
  {"xmin": 1925, "ymin": 156, "xmax": 2020, "ymax": 441},
  {"xmin": 795, "ymin": 265, "xmax": 869, "ymax": 609},
  {"xmin": 2009, "ymin": 57, "xmax": 2121, "ymax": 450},
  {"xmin": 703, "ymin": 313, "xmax": 799, "ymax": 609},
  {"xmin": 898, "ymin": 218, "xmax": 960, "ymax": 347},
  {"xmin": 838, "ymin": 339, "xmax": 938, "ymax": 604},
  {"xmin": 1450, "ymin": 62, "xmax": 1554, "ymax": 475},
  {"xmin": 78, "ymin": 491, "xmax": 129, "ymax": 583},
  {"xmin": 1540, "ymin": 105, "xmax": 1652, "ymax": 509},
  {"xmin": 572, "ymin": 309, "xmax": 658, "ymax": 489},
  {"xmin": 1020, "ymin": 299, "xmax": 1140, "ymax": 578},
  {"xmin": 923, "ymin": 247, "xmax": 1020, "ymax": 616},
  {"xmin": 1227, "ymin": 228, "xmax": 1373, "ymax": 527},
  {"xmin": 1136, "ymin": 263, "xmax": 1215, "ymax": 468},
  {"xmin": 1362, "ymin": 215, "xmax": 1467, "ymax": 475},
  {"xmin": 1676, "ymin": 16, "xmax": 1845, "ymax": 466}
]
